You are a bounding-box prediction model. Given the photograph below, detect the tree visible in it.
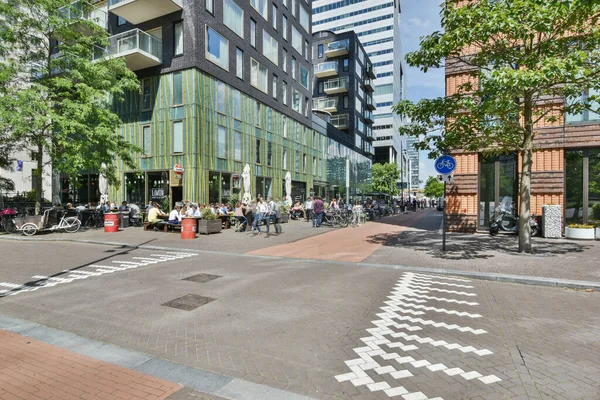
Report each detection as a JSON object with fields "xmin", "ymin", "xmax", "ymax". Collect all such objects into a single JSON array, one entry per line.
[
  {"xmin": 371, "ymin": 163, "xmax": 400, "ymax": 195},
  {"xmin": 424, "ymin": 176, "xmax": 445, "ymax": 199},
  {"xmin": 0, "ymin": 0, "xmax": 140, "ymax": 213},
  {"xmin": 394, "ymin": 0, "xmax": 600, "ymax": 253}
]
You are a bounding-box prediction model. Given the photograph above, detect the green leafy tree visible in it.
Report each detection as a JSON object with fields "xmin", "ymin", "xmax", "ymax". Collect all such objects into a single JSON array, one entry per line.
[
  {"xmin": 395, "ymin": 0, "xmax": 600, "ymax": 253},
  {"xmin": 0, "ymin": 0, "xmax": 140, "ymax": 213},
  {"xmin": 423, "ymin": 176, "xmax": 445, "ymax": 199},
  {"xmin": 371, "ymin": 163, "xmax": 400, "ymax": 196}
]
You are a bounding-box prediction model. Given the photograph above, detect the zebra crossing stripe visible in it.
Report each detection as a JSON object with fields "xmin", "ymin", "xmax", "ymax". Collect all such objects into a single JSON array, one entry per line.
[{"xmin": 384, "ymin": 300, "xmax": 483, "ymax": 318}]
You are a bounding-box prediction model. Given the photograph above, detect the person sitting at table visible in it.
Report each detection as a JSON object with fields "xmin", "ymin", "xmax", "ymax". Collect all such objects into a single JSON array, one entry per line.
[
  {"xmin": 233, "ymin": 202, "xmax": 247, "ymax": 232},
  {"xmin": 119, "ymin": 201, "xmax": 129, "ymax": 211},
  {"xmin": 167, "ymin": 205, "xmax": 182, "ymax": 225},
  {"xmin": 147, "ymin": 202, "xmax": 167, "ymax": 230},
  {"xmin": 187, "ymin": 204, "xmax": 201, "ymax": 217}
]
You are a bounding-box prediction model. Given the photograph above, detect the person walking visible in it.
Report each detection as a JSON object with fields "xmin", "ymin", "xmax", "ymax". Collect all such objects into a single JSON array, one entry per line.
[
  {"xmin": 313, "ymin": 196, "xmax": 324, "ymax": 227},
  {"xmin": 305, "ymin": 196, "xmax": 313, "ymax": 223},
  {"xmin": 272, "ymin": 197, "xmax": 282, "ymax": 235}
]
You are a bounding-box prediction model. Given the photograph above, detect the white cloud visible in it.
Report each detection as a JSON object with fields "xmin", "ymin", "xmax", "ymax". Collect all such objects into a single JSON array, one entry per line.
[{"xmin": 407, "ymin": 17, "xmax": 431, "ymax": 29}]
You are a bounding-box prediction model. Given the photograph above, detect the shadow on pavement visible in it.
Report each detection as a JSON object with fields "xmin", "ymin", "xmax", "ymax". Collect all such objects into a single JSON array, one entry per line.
[{"xmin": 366, "ymin": 210, "xmax": 592, "ymax": 260}]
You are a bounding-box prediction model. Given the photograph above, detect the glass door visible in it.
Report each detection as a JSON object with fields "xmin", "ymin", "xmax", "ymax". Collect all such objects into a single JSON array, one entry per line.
[{"xmin": 478, "ymin": 154, "xmax": 517, "ymax": 229}]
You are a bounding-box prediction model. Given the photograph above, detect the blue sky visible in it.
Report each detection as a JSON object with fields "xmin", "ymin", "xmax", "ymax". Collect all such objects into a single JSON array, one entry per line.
[{"xmin": 401, "ymin": 0, "xmax": 444, "ymax": 186}]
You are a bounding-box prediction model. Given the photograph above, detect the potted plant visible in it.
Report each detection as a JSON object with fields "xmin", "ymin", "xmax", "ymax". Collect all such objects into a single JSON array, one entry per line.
[
  {"xmin": 280, "ymin": 204, "xmax": 290, "ymax": 223},
  {"xmin": 197, "ymin": 208, "xmax": 222, "ymax": 235},
  {"xmin": 565, "ymin": 223, "xmax": 596, "ymax": 240}
]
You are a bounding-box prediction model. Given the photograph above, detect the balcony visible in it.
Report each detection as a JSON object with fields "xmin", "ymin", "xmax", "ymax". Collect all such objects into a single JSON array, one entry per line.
[
  {"xmin": 313, "ymin": 97, "xmax": 338, "ymax": 113},
  {"xmin": 365, "ymin": 62, "xmax": 376, "ymax": 79},
  {"xmin": 363, "ymin": 78, "xmax": 374, "ymax": 92},
  {"xmin": 366, "ymin": 95, "xmax": 376, "ymax": 110},
  {"xmin": 58, "ymin": 1, "xmax": 108, "ymax": 32},
  {"xmin": 365, "ymin": 127, "xmax": 374, "ymax": 141},
  {"xmin": 364, "ymin": 111, "xmax": 374, "ymax": 124},
  {"xmin": 324, "ymin": 76, "xmax": 349, "ymax": 94},
  {"xmin": 108, "ymin": 0, "xmax": 182, "ymax": 25},
  {"xmin": 93, "ymin": 29, "xmax": 162, "ymax": 71},
  {"xmin": 330, "ymin": 114, "xmax": 349, "ymax": 130},
  {"xmin": 324, "ymin": 39, "xmax": 349, "ymax": 58},
  {"xmin": 314, "ymin": 61, "xmax": 338, "ymax": 78}
]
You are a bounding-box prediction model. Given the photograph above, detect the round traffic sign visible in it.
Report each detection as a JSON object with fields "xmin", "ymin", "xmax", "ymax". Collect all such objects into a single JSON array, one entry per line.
[{"xmin": 434, "ymin": 155, "xmax": 456, "ymax": 175}]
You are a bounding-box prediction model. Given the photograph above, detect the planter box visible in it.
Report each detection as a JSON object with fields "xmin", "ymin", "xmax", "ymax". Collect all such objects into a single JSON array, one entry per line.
[
  {"xmin": 565, "ymin": 227, "xmax": 595, "ymax": 240},
  {"xmin": 280, "ymin": 214, "xmax": 289, "ymax": 223},
  {"xmin": 198, "ymin": 219, "xmax": 222, "ymax": 235}
]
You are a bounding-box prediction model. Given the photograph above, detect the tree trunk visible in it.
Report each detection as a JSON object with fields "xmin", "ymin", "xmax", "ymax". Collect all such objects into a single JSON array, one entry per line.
[
  {"xmin": 34, "ymin": 142, "xmax": 43, "ymax": 215},
  {"xmin": 518, "ymin": 98, "xmax": 534, "ymax": 253}
]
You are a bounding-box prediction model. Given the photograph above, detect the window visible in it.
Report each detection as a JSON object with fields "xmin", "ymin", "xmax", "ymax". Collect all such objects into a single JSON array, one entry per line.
[
  {"xmin": 173, "ymin": 121, "xmax": 183, "ymax": 153},
  {"xmin": 255, "ymin": 102, "xmax": 261, "ymax": 125},
  {"xmin": 232, "ymin": 88, "xmax": 241, "ymax": 119},
  {"xmin": 272, "ymin": 4, "xmax": 277, "ymax": 29},
  {"xmin": 142, "ymin": 125, "xmax": 151, "ymax": 154},
  {"xmin": 318, "ymin": 81, "xmax": 323, "ymax": 94},
  {"xmin": 236, "ymin": 48, "xmax": 243, "ymax": 79},
  {"xmin": 272, "ymin": 74, "xmax": 277, "ymax": 99},
  {"xmin": 291, "ymin": 57, "xmax": 296, "ymax": 80},
  {"xmin": 141, "ymin": 78, "xmax": 152, "ymax": 110},
  {"xmin": 343, "ymin": 58, "xmax": 349, "ymax": 72},
  {"xmin": 304, "ymin": 40, "xmax": 309, "ymax": 60},
  {"xmin": 566, "ymin": 88, "xmax": 600, "ymax": 123},
  {"xmin": 234, "ymin": 130, "xmax": 242, "ymax": 160},
  {"xmin": 282, "ymin": 48, "xmax": 287, "ymax": 72},
  {"xmin": 282, "ymin": 81, "xmax": 288, "ymax": 105},
  {"xmin": 374, "ymin": 83, "xmax": 394, "ymax": 96},
  {"xmin": 299, "ymin": 64, "xmax": 308, "ymax": 89},
  {"xmin": 317, "ymin": 44, "xmax": 323, "ymax": 58},
  {"xmin": 283, "ymin": 116, "xmax": 288, "ymax": 137},
  {"xmin": 117, "ymin": 16, "xmax": 126, "ymax": 26},
  {"xmin": 356, "ymin": 60, "xmax": 362, "ymax": 80},
  {"xmin": 206, "ymin": 0, "xmax": 213, "ymax": 13},
  {"xmin": 267, "ymin": 142, "xmax": 273, "ymax": 166},
  {"xmin": 174, "ymin": 22, "xmax": 183, "ymax": 56},
  {"xmin": 291, "ymin": 0, "xmax": 296, "ymax": 17},
  {"xmin": 250, "ymin": 19, "xmax": 257, "ymax": 47},
  {"xmin": 172, "ymin": 72, "xmax": 183, "ymax": 105},
  {"xmin": 267, "ymin": 108, "xmax": 273, "ymax": 131},
  {"xmin": 291, "ymin": 26, "xmax": 302, "ymax": 55},
  {"xmin": 217, "ymin": 81, "xmax": 226, "ymax": 113},
  {"xmin": 313, "ymin": 157, "xmax": 317, "ymax": 175},
  {"xmin": 283, "ymin": 148, "xmax": 287, "ymax": 169},
  {"xmin": 282, "ymin": 15, "xmax": 288, "ymax": 40},
  {"xmin": 251, "ymin": 58, "xmax": 268, "ymax": 93},
  {"xmin": 292, "ymin": 88, "xmax": 302, "ymax": 114},
  {"xmin": 224, "ymin": 0, "xmax": 244, "ymax": 38},
  {"xmin": 295, "ymin": 150, "xmax": 299, "ymax": 171},
  {"xmin": 343, "ymin": 95, "xmax": 348, "ymax": 108},
  {"xmin": 206, "ymin": 26, "xmax": 229, "ymax": 70},
  {"xmin": 299, "ymin": 5, "xmax": 309, "ymax": 33},
  {"xmin": 304, "ymin": 96, "xmax": 309, "ymax": 117},
  {"xmin": 302, "ymin": 154, "xmax": 306, "ymax": 172},
  {"xmin": 255, "ymin": 139, "xmax": 261, "ymax": 163},
  {"xmin": 217, "ymin": 125, "xmax": 227, "ymax": 158},
  {"xmin": 251, "ymin": 0, "xmax": 268, "ymax": 20},
  {"xmin": 263, "ymin": 31, "xmax": 279, "ymax": 65}
]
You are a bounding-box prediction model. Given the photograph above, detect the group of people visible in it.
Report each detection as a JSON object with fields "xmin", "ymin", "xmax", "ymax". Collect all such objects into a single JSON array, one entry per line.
[{"xmin": 236, "ymin": 197, "xmax": 283, "ymax": 237}]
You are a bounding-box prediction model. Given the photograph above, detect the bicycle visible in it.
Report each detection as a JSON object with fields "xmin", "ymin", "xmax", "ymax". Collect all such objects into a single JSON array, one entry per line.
[{"xmin": 19, "ymin": 209, "xmax": 81, "ymax": 236}]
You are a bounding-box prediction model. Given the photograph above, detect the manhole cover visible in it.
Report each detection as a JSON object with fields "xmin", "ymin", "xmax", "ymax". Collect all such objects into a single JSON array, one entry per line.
[
  {"xmin": 182, "ymin": 273, "xmax": 222, "ymax": 283},
  {"xmin": 162, "ymin": 294, "xmax": 216, "ymax": 311}
]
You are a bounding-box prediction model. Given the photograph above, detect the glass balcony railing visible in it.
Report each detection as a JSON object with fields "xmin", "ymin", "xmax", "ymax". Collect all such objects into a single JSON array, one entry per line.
[
  {"xmin": 324, "ymin": 76, "xmax": 349, "ymax": 94},
  {"xmin": 363, "ymin": 78, "xmax": 374, "ymax": 92},
  {"xmin": 58, "ymin": 0, "xmax": 107, "ymax": 30},
  {"xmin": 325, "ymin": 39, "xmax": 350, "ymax": 57},
  {"xmin": 314, "ymin": 61, "xmax": 338, "ymax": 77},
  {"xmin": 313, "ymin": 97, "xmax": 338, "ymax": 111},
  {"xmin": 108, "ymin": 0, "xmax": 183, "ymax": 25},
  {"xmin": 92, "ymin": 29, "xmax": 162, "ymax": 70},
  {"xmin": 366, "ymin": 95, "xmax": 376, "ymax": 110},
  {"xmin": 365, "ymin": 63, "xmax": 376, "ymax": 78},
  {"xmin": 330, "ymin": 114, "xmax": 349, "ymax": 129},
  {"xmin": 364, "ymin": 111, "xmax": 374, "ymax": 123}
]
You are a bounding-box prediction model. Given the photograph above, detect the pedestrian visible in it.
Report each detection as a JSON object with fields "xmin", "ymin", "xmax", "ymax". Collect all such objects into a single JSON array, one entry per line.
[
  {"xmin": 305, "ymin": 196, "xmax": 313, "ymax": 222},
  {"xmin": 313, "ymin": 196, "xmax": 324, "ymax": 227},
  {"xmin": 352, "ymin": 200, "xmax": 362, "ymax": 227},
  {"xmin": 272, "ymin": 197, "xmax": 282, "ymax": 235}
]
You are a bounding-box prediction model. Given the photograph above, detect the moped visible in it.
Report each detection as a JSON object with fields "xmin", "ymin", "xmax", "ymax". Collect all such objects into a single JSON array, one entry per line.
[{"xmin": 490, "ymin": 209, "xmax": 540, "ymax": 237}]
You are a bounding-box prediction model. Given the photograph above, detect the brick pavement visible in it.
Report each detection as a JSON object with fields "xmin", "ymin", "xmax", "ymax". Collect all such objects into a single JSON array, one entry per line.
[{"xmin": 0, "ymin": 329, "xmax": 182, "ymax": 400}]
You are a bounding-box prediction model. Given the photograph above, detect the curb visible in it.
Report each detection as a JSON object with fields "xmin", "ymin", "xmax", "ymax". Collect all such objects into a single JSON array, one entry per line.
[{"xmin": 1, "ymin": 235, "xmax": 599, "ymax": 291}]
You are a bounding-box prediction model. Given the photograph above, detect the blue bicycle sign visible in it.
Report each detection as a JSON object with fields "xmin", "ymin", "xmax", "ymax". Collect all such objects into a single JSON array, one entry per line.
[{"xmin": 434, "ymin": 155, "xmax": 457, "ymax": 175}]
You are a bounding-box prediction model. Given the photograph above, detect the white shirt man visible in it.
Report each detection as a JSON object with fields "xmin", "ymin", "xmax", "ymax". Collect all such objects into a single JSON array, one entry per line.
[{"xmin": 168, "ymin": 206, "xmax": 182, "ymax": 224}]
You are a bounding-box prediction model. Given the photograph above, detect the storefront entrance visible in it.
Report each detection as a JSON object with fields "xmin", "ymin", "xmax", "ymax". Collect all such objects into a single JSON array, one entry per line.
[
  {"xmin": 565, "ymin": 149, "xmax": 600, "ymax": 225},
  {"xmin": 209, "ymin": 171, "xmax": 241, "ymax": 204},
  {"xmin": 478, "ymin": 154, "xmax": 518, "ymax": 229}
]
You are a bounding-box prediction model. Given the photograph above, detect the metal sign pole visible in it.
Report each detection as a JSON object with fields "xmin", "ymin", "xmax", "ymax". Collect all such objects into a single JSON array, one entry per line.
[{"xmin": 442, "ymin": 181, "xmax": 447, "ymax": 252}]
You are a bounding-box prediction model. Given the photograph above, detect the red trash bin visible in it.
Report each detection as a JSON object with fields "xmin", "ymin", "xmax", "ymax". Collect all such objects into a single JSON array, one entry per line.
[
  {"xmin": 181, "ymin": 218, "xmax": 196, "ymax": 239},
  {"xmin": 104, "ymin": 213, "xmax": 119, "ymax": 233}
]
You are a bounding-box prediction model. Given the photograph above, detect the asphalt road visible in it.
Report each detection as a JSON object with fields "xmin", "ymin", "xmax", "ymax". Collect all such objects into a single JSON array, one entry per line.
[{"xmin": 1, "ymin": 241, "xmax": 599, "ymax": 399}]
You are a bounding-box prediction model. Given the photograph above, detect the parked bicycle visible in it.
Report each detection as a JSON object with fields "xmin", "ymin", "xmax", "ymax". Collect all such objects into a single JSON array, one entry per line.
[{"xmin": 10, "ymin": 208, "xmax": 81, "ymax": 236}]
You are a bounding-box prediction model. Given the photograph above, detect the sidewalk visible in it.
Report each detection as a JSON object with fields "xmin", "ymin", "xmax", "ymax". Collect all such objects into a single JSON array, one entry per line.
[{"xmin": 0, "ymin": 329, "xmax": 182, "ymax": 400}]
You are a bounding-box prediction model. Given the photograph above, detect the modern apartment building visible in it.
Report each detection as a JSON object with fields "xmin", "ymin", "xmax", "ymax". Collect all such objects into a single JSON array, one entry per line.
[
  {"xmin": 61, "ymin": 0, "xmax": 340, "ymax": 206},
  {"xmin": 312, "ymin": 0, "xmax": 409, "ymax": 173}
]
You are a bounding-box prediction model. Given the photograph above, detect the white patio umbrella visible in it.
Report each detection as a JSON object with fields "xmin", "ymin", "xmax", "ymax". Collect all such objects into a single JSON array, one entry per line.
[
  {"xmin": 242, "ymin": 164, "xmax": 251, "ymax": 204},
  {"xmin": 98, "ymin": 163, "xmax": 109, "ymax": 204},
  {"xmin": 285, "ymin": 171, "xmax": 292, "ymax": 205}
]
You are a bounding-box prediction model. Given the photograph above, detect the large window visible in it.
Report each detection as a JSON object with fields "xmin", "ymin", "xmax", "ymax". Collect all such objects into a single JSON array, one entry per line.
[
  {"xmin": 263, "ymin": 31, "xmax": 279, "ymax": 66},
  {"xmin": 291, "ymin": 25, "xmax": 302, "ymax": 55},
  {"xmin": 206, "ymin": 26, "xmax": 229, "ymax": 70},
  {"xmin": 282, "ymin": 81, "xmax": 288, "ymax": 105},
  {"xmin": 272, "ymin": 4, "xmax": 277, "ymax": 29},
  {"xmin": 566, "ymin": 89, "xmax": 600, "ymax": 123},
  {"xmin": 374, "ymin": 83, "xmax": 394, "ymax": 96},
  {"xmin": 251, "ymin": 0, "xmax": 268, "ymax": 20},
  {"xmin": 292, "ymin": 87, "xmax": 302, "ymax": 114},
  {"xmin": 141, "ymin": 78, "xmax": 152, "ymax": 110},
  {"xmin": 172, "ymin": 72, "xmax": 183, "ymax": 105},
  {"xmin": 566, "ymin": 149, "xmax": 600, "ymax": 225},
  {"xmin": 255, "ymin": 139, "xmax": 261, "ymax": 164},
  {"xmin": 291, "ymin": 57, "xmax": 296, "ymax": 80},
  {"xmin": 250, "ymin": 19, "xmax": 256, "ymax": 47},
  {"xmin": 282, "ymin": 15, "xmax": 288, "ymax": 40},
  {"xmin": 217, "ymin": 81, "xmax": 226, "ymax": 113},
  {"xmin": 143, "ymin": 125, "xmax": 151, "ymax": 155},
  {"xmin": 173, "ymin": 121, "xmax": 183, "ymax": 153},
  {"xmin": 299, "ymin": 64, "xmax": 308, "ymax": 89},
  {"xmin": 299, "ymin": 5, "xmax": 309, "ymax": 33},
  {"xmin": 224, "ymin": 0, "xmax": 244, "ymax": 38},
  {"xmin": 232, "ymin": 88, "xmax": 241, "ymax": 119},
  {"xmin": 267, "ymin": 142, "xmax": 273, "ymax": 166},
  {"xmin": 272, "ymin": 74, "xmax": 277, "ymax": 99},
  {"xmin": 236, "ymin": 48, "xmax": 243, "ymax": 79},
  {"xmin": 206, "ymin": 0, "xmax": 213, "ymax": 13},
  {"xmin": 283, "ymin": 116, "xmax": 288, "ymax": 137},
  {"xmin": 234, "ymin": 129, "xmax": 242, "ymax": 160},
  {"xmin": 282, "ymin": 48, "xmax": 287, "ymax": 72},
  {"xmin": 174, "ymin": 21, "xmax": 183, "ymax": 56},
  {"xmin": 217, "ymin": 125, "xmax": 227, "ymax": 158},
  {"xmin": 251, "ymin": 58, "xmax": 268, "ymax": 93}
]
